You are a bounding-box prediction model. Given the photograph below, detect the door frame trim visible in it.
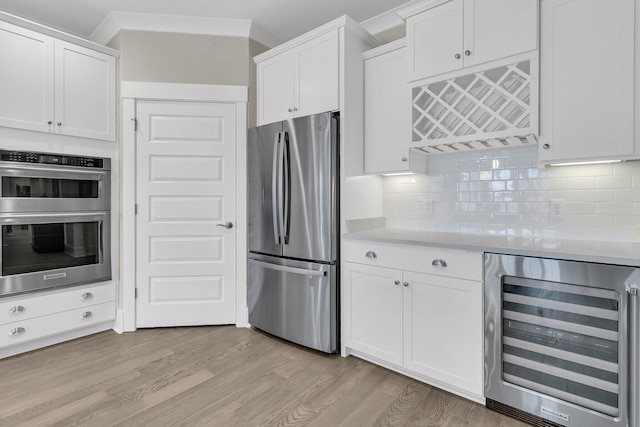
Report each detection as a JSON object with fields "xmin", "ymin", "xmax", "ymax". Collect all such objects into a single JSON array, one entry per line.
[{"xmin": 120, "ymin": 82, "xmax": 248, "ymax": 332}]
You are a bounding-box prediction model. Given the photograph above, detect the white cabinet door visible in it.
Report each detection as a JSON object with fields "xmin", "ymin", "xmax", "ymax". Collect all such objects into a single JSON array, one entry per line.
[
  {"xmin": 364, "ymin": 43, "xmax": 412, "ymax": 174},
  {"xmin": 463, "ymin": 0, "xmax": 538, "ymax": 67},
  {"xmin": 407, "ymin": 0, "xmax": 463, "ymax": 81},
  {"xmin": 403, "ymin": 271, "xmax": 483, "ymax": 397},
  {"xmin": 344, "ymin": 262, "xmax": 403, "ymax": 366},
  {"xmin": 0, "ymin": 21, "xmax": 54, "ymax": 133},
  {"xmin": 55, "ymin": 40, "xmax": 116, "ymax": 141},
  {"xmin": 257, "ymin": 50, "xmax": 296, "ymax": 125},
  {"xmin": 257, "ymin": 29, "xmax": 339, "ymax": 125},
  {"xmin": 539, "ymin": 0, "xmax": 635, "ymax": 164},
  {"xmin": 296, "ymin": 29, "xmax": 339, "ymax": 118},
  {"xmin": 406, "ymin": 0, "xmax": 538, "ymax": 81}
]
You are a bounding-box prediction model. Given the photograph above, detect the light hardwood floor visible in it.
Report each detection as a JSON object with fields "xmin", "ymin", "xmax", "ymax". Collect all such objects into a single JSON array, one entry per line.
[{"xmin": 0, "ymin": 326, "xmax": 528, "ymax": 426}]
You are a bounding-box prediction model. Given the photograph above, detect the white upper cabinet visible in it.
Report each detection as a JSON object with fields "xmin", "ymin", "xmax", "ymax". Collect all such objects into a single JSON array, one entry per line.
[
  {"xmin": 257, "ymin": 29, "xmax": 339, "ymax": 125},
  {"xmin": 0, "ymin": 21, "xmax": 54, "ymax": 134},
  {"xmin": 403, "ymin": 0, "xmax": 538, "ymax": 82},
  {"xmin": 538, "ymin": 0, "xmax": 637, "ymax": 164},
  {"xmin": 0, "ymin": 18, "xmax": 117, "ymax": 141},
  {"xmin": 364, "ymin": 40, "xmax": 412, "ymax": 174},
  {"xmin": 55, "ymin": 41, "xmax": 116, "ymax": 141}
]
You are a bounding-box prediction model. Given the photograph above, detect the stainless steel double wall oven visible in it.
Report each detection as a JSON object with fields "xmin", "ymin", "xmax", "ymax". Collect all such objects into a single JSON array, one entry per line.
[{"xmin": 0, "ymin": 150, "xmax": 111, "ymax": 296}]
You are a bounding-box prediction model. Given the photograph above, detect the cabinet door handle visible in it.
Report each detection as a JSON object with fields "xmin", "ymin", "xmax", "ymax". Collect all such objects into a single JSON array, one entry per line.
[
  {"xmin": 8, "ymin": 306, "xmax": 26, "ymax": 315},
  {"xmin": 432, "ymin": 259, "xmax": 447, "ymax": 268},
  {"xmin": 394, "ymin": 280, "xmax": 400, "ymax": 286},
  {"xmin": 9, "ymin": 327, "xmax": 26, "ymax": 336},
  {"xmin": 365, "ymin": 251, "xmax": 377, "ymax": 259},
  {"xmin": 401, "ymin": 157, "xmax": 408, "ymax": 162},
  {"xmin": 293, "ymin": 107, "xmax": 298, "ymax": 112},
  {"xmin": 288, "ymin": 108, "xmax": 293, "ymax": 113},
  {"xmin": 47, "ymin": 120, "xmax": 53, "ymax": 125},
  {"xmin": 57, "ymin": 122, "xmax": 62, "ymax": 126},
  {"xmin": 542, "ymin": 143, "xmax": 551, "ymax": 150},
  {"xmin": 464, "ymin": 50, "xmax": 471, "ymax": 56},
  {"xmin": 80, "ymin": 311, "xmax": 93, "ymax": 319},
  {"xmin": 80, "ymin": 292, "xmax": 94, "ymax": 300},
  {"xmin": 403, "ymin": 282, "xmax": 409, "ymax": 287},
  {"xmin": 454, "ymin": 53, "xmax": 461, "ymax": 59}
]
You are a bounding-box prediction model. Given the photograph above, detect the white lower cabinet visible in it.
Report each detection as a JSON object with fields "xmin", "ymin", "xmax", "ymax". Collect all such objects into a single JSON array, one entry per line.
[
  {"xmin": 0, "ymin": 283, "xmax": 115, "ymax": 356},
  {"xmin": 343, "ymin": 240, "xmax": 484, "ymax": 402},
  {"xmin": 402, "ymin": 270, "xmax": 483, "ymax": 397},
  {"xmin": 344, "ymin": 263, "xmax": 403, "ymax": 365}
]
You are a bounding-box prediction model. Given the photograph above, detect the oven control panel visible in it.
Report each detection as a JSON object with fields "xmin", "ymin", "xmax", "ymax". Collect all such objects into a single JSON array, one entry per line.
[{"xmin": 0, "ymin": 150, "xmax": 106, "ymax": 169}]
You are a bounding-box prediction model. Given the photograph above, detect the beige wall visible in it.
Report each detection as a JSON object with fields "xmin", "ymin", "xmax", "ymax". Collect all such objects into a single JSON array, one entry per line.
[{"xmin": 108, "ymin": 30, "xmax": 269, "ymax": 126}]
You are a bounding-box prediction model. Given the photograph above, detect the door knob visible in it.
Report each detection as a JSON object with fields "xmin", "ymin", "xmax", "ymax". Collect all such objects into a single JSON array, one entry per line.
[{"xmin": 216, "ymin": 222, "xmax": 233, "ymax": 229}]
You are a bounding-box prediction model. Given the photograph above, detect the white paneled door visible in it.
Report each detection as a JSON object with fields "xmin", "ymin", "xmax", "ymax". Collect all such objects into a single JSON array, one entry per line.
[{"xmin": 135, "ymin": 100, "xmax": 236, "ymax": 327}]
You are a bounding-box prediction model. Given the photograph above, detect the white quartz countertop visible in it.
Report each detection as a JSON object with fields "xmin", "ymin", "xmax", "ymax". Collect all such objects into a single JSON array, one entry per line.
[{"xmin": 344, "ymin": 228, "xmax": 640, "ymax": 267}]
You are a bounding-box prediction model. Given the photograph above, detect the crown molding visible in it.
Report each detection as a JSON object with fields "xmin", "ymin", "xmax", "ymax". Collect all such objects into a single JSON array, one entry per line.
[
  {"xmin": 0, "ymin": 11, "xmax": 119, "ymax": 56},
  {"xmin": 397, "ymin": 0, "xmax": 451, "ymax": 20},
  {"xmin": 359, "ymin": 0, "xmax": 424, "ymax": 35},
  {"xmin": 254, "ymin": 15, "xmax": 379, "ymax": 64},
  {"xmin": 90, "ymin": 11, "xmax": 283, "ymax": 48}
]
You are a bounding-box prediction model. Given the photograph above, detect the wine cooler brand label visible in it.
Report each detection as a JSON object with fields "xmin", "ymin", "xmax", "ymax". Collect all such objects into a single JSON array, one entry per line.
[
  {"xmin": 44, "ymin": 272, "xmax": 67, "ymax": 281},
  {"xmin": 541, "ymin": 405, "xmax": 570, "ymax": 422}
]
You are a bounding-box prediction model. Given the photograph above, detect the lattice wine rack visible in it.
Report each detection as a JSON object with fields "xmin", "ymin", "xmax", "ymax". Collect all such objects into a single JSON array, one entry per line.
[{"xmin": 411, "ymin": 60, "xmax": 537, "ymax": 154}]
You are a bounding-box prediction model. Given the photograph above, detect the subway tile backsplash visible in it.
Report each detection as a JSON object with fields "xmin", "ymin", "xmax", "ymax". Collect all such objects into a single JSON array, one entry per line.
[{"xmin": 382, "ymin": 146, "xmax": 640, "ymax": 243}]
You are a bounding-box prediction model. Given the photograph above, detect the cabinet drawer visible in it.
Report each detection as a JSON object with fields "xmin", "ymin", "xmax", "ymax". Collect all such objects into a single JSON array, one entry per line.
[
  {"xmin": 343, "ymin": 240, "xmax": 481, "ymax": 281},
  {"xmin": 0, "ymin": 301, "xmax": 115, "ymax": 347},
  {"xmin": 0, "ymin": 283, "xmax": 115, "ymax": 325}
]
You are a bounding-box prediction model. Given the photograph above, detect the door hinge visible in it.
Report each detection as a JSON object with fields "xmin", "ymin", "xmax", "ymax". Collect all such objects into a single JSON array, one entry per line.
[
  {"xmin": 131, "ymin": 117, "xmax": 138, "ymax": 131},
  {"xmin": 134, "ymin": 204, "xmax": 138, "ymax": 215},
  {"xmin": 134, "ymin": 288, "xmax": 138, "ymax": 299}
]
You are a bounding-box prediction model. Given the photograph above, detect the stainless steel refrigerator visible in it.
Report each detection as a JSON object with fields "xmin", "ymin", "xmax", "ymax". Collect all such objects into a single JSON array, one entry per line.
[{"xmin": 247, "ymin": 111, "xmax": 338, "ymax": 353}]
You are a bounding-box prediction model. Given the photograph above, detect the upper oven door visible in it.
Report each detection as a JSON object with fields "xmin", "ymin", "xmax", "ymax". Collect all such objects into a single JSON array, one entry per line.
[{"xmin": 0, "ymin": 163, "xmax": 110, "ymax": 212}]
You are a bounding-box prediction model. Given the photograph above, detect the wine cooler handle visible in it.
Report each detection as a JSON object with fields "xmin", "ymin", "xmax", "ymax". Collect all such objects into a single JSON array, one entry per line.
[{"xmin": 629, "ymin": 284, "xmax": 638, "ymax": 427}]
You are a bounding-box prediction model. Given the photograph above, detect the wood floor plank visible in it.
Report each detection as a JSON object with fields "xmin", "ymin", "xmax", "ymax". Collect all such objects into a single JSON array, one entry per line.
[{"xmin": 0, "ymin": 326, "xmax": 529, "ymax": 427}]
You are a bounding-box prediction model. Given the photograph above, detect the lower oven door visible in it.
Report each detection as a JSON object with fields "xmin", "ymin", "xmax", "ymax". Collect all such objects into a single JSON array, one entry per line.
[
  {"xmin": 485, "ymin": 253, "xmax": 640, "ymax": 427},
  {"xmin": 0, "ymin": 212, "xmax": 111, "ymax": 296}
]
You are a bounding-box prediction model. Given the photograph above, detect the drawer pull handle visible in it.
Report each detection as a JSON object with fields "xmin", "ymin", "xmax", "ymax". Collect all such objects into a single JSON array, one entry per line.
[
  {"xmin": 8, "ymin": 306, "xmax": 26, "ymax": 315},
  {"xmin": 432, "ymin": 259, "xmax": 447, "ymax": 268},
  {"xmin": 9, "ymin": 327, "xmax": 26, "ymax": 336},
  {"xmin": 365, "ymin": 251, "xmax": 377, "ymax": 259},
  {"xmin": 80, "ymin": 292, "xmax": 94, "ymax": 300},
  {"xmin": 80, "ymin": 311, "xmax": 93, "ymax": 319}
]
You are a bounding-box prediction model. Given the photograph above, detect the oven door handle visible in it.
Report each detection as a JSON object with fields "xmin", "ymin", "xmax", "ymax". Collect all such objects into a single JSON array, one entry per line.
[
  {"xmin": 0, "ymin": 212, "xmax": 108, "ymax": 224},
  {"xmin": 0, "ymin": 164, "xmax": 108, "ymax": 176}
]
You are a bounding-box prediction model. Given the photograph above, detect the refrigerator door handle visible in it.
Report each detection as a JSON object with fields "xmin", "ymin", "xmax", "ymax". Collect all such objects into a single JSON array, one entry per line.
[
  {"xmin": 282, "ymin": 131, "xmax": 290, "ymax": 244},
  {"xmin": 249, "ymin": 258, "xmax": 327, "ymax": 277},
  {"xmin": 271, "ymin": 132, "xmax": 281, "ymax": 245}
]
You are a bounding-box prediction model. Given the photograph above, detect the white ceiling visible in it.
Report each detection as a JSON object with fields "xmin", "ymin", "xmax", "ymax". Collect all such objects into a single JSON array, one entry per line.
[{"xmin": 0, "ymin": 0, "xmax": 415, "ymax": 45}]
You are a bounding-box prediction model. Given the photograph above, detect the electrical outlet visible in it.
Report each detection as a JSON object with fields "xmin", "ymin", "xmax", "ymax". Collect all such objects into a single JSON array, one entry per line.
[
  {"xmin": 550, "ymin": 200, "xmax": 564, "ymax": 217},
  {"xmin": 423, "ymin": 199, "xmax": 434, "ymax": 215}
]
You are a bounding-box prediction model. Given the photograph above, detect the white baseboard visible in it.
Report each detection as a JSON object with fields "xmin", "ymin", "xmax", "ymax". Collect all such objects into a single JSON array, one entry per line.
[{"xmin": 112, "ymin": 308, "xmax": 125, "ymax": 334}]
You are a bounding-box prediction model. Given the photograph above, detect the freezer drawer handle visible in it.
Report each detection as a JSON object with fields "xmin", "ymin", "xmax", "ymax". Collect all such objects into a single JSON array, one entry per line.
[{"xmin": 249, "ymin": 259, "xmax": 327, "ymax": 277}]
